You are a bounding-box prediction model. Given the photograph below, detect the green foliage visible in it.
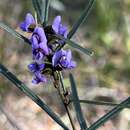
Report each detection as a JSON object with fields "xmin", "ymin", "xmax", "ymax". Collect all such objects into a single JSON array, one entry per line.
[
  {"xmin": 0, "ymin": 22, "xmax": 30, "ymax": 44},
  {"xmin": 69, "ymin": 73, "xmax": 88, "ymax": 129},
  {"xmin": 68, "ymin": 0, "xmax": 95, "ymax": 39},
  {"xmin": 56, "ymin": 34, "xmax": 93, "ymax": 56},
  {"xmin": 32, "ymin": 0, "xmax": 45, "ymax": 23},
  {"xmin": 44, "ymin": 0, "xmax": 50, "ymax": 25},
  {"xmin": 32, "ymin": 0, "xmax": 50, "ymax": 25},
  {"xmin": 0, "ymin": 0, "xmax": 130, "ymax": 130},
  {"xmin": 87, "ymin": 97, "xmax": 130, "ymax": 130},
  {"xmin": 0, "ymin": 63, "xmax": 70, "ymax": 130}
]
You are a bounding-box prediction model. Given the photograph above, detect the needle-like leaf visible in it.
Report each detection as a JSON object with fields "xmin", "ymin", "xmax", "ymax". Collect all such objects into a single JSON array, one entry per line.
[
  {"xmin": 32, "ymin": 0, "xmax": 45, "ymax": 24},
  {"xmin": 43, "ymin": 0, "xmax": 50, "ymax": 26},
  {"xmin": 0, "ymin": 64, "xmax": 69, "ymax": 130},
  {"xmin": 0, "ymin": 22, "xmax": 31, "ymax": 44},
  {"xmin": 56, "ymin": 34, "xmax": 94, "ymax": 56},
  {"xmin": 69, "ymin": 73, "xmax": 88, "ymax": 130},
  {"xmin": 86, "ymin": 97, "xmax": 130, "ymax": 130},
  {"xmin": 68, "ymin": 0, "xmax": 95, "ymax": 39},
  {"xmin": 71, "ymin": 99, "xmax": 130, "ymax": 108},
  {"xmin": 66, "ymin": 39, "xmax": 93, "ymax": 56}
]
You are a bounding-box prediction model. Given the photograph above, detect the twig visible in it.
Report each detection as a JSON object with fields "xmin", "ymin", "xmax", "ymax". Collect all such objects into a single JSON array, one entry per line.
[{"xmin": 53, "ymin": 72, "xmax": 76, "ymax": 130}]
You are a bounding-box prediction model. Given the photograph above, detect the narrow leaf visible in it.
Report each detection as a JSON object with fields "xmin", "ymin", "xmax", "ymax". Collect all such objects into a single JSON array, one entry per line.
[
  {"xmin": 0, "ymin": 64, "xmax": 69, "ymax": 130},
  {"xmin": 68, "ymin": 0, "xmax": 95, "ymax": 39},
  {"xmin": 32, "ymin": 0, "xmax": 45, "ymax": 23},
  {"xmin": 69, "ymin": 73, "xmax": 88, "ymax": 130},
  {"xmin": 0, "ymin": 22, "xmax": 30, "ymax": 44},
  {"xmin": 43, "ymin": 0, "xmax": 50, "ymax": 26},
  {"xmin": 86, "ymin": 97, "xmax": 130, "ymax": 130},
  {"xmin": 56, "ymin": 34, "xmax": 94, "ymax": 56},
  {"xmin": 71, "ymin": 99, "xmax": 130, "ymax": 108},
  {"xmin": 66, "ymin": 39, "xmax": 93, "ymax": 56}
]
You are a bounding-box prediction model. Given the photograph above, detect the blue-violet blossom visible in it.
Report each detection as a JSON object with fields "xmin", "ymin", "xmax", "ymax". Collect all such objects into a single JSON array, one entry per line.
[
  {"xmin": 31, "ymin": 27, "xmax": 49, "ymax": 61},
  {"xmin": 52, "ymin": 16, "xmax": 68, "ymax": 38},
  {"xmin": 19, "ymin": 13, "xmax": 76, "ymax": 84},
  {"xmin": 20, "ymin": 13, "xmax": 35, "ymax": 32},
  {"xmin": 28, "ymin": 62, "xmax": 46, "ymax": 84},
  {"xmin": 52, "ymin": 49, "xmax": 76, "ymax": 69}
]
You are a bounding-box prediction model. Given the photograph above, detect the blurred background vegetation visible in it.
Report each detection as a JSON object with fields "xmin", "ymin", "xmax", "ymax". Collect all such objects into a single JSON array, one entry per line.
[{"xmin": 0, "ymin": 0, "xmax": 130, "ymax": 130}]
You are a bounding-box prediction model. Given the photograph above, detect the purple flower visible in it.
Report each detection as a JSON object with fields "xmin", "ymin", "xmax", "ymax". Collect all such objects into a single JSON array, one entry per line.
[
  {"xmin": 31, "ymin": 27, "xmax": 49, "ymax": 61},
  {"xmin": 20, "ymin": 13, "xmax": 36, "ymax": 32},
  {"xmin": 28, "ymin": 62, "xmax": 47, "ymax": 84},
  {"xmin": 52, "ymin": 16, "xmax": 68, "ymax": 38},
  {"xmin": 28, "ymin": 62, "xmax": 45, "ymax": 72},
  {"xmin": 32, "ymin": 71, "xmax": 47, "ymax": 84},
  {"xmin": 52, "ymin": 49, "xmax": 76, "ymax": 69}
]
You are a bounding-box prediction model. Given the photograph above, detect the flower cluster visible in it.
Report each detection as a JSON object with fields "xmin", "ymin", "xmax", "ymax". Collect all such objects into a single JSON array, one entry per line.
[{"xmin": 20, "ymin": 13, "xmax": 76, "ymax": 84}]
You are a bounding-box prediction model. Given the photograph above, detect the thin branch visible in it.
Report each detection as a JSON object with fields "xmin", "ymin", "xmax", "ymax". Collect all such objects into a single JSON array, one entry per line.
[
  {"xmin": 53, "ymin": 72, "xmax": 76, "ymax": 130},
  {"xmin": 56, "ymin": 86, "xmax": 76, "ymax": 130}
]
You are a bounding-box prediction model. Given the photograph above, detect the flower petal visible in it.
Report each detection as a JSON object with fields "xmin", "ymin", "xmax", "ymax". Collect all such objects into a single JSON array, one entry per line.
[
  {"xmin": 38, "ymin": 63, "xmax": 45, "ymax": 71},
  {"xmin": 28, "ymin": 63, "xmax": 37, "ymax": 72},
  {"xmin": 34, "ymin": 27, "xmax": 47, "ymax": 43},
  {"xmin": 52, "ymin": 49, "xmax": 76, "ymax": 69},
  {"xmin": 60, "ymin": 59, "xmax": 68, "ymax": 68},
  {"xmin": 32, "ymin": 77, "xmax": 40, "ymax": 84},
  {"xmin": 59, "ymin": 24, "xmax": 68, "ymax": 37},
  {"xmin": 31, "ymin": 36, "xmax": 39, "ymax": 49},
  {"xmin": 52, "ymin": 50, "xmax": 63, "ymax": 66},
  {"xmin": 68, "ymin": 61, "xmax": 76, "ymax": 69},
  {"xmin": 52, "ymin": 16, "xmax": 61, "ymax": 33},
  {"xmin": 35, "ymin": 52, "xmax": 44, "ymax": 61},
  {"xmin": 20, "ymin": 13, "xmax": 35, "ymax": 32},
  {"xmin": 66, "ymin": 50, "xmax": 72, "ymax": 63},
  {"xmin": 25, "ymin": 13, "xmax": 35, "ymax": 26},
  {"xmin": 35, "ymin": 72, "xmax": 47, "ymax": 82},
  {"xmin": 32, "ymin": 72, "xmax": 42, "ymax": 84},
  {"xmin": 20, "ymin": 22, "xmax": 26, "ymax": 31},
  {"xmin": 39, "ymin": 42, "xmax": 49, "ymax": 55}
]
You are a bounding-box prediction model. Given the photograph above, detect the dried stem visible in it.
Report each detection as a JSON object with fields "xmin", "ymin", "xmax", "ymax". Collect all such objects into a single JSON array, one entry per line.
[
  {"xmin": 53, "ymin": 72, "xmax": 76, "ymax": 130},
  {"xmin": 56, "ymin": 87, "xmax": 76, "ymax": 130}
]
